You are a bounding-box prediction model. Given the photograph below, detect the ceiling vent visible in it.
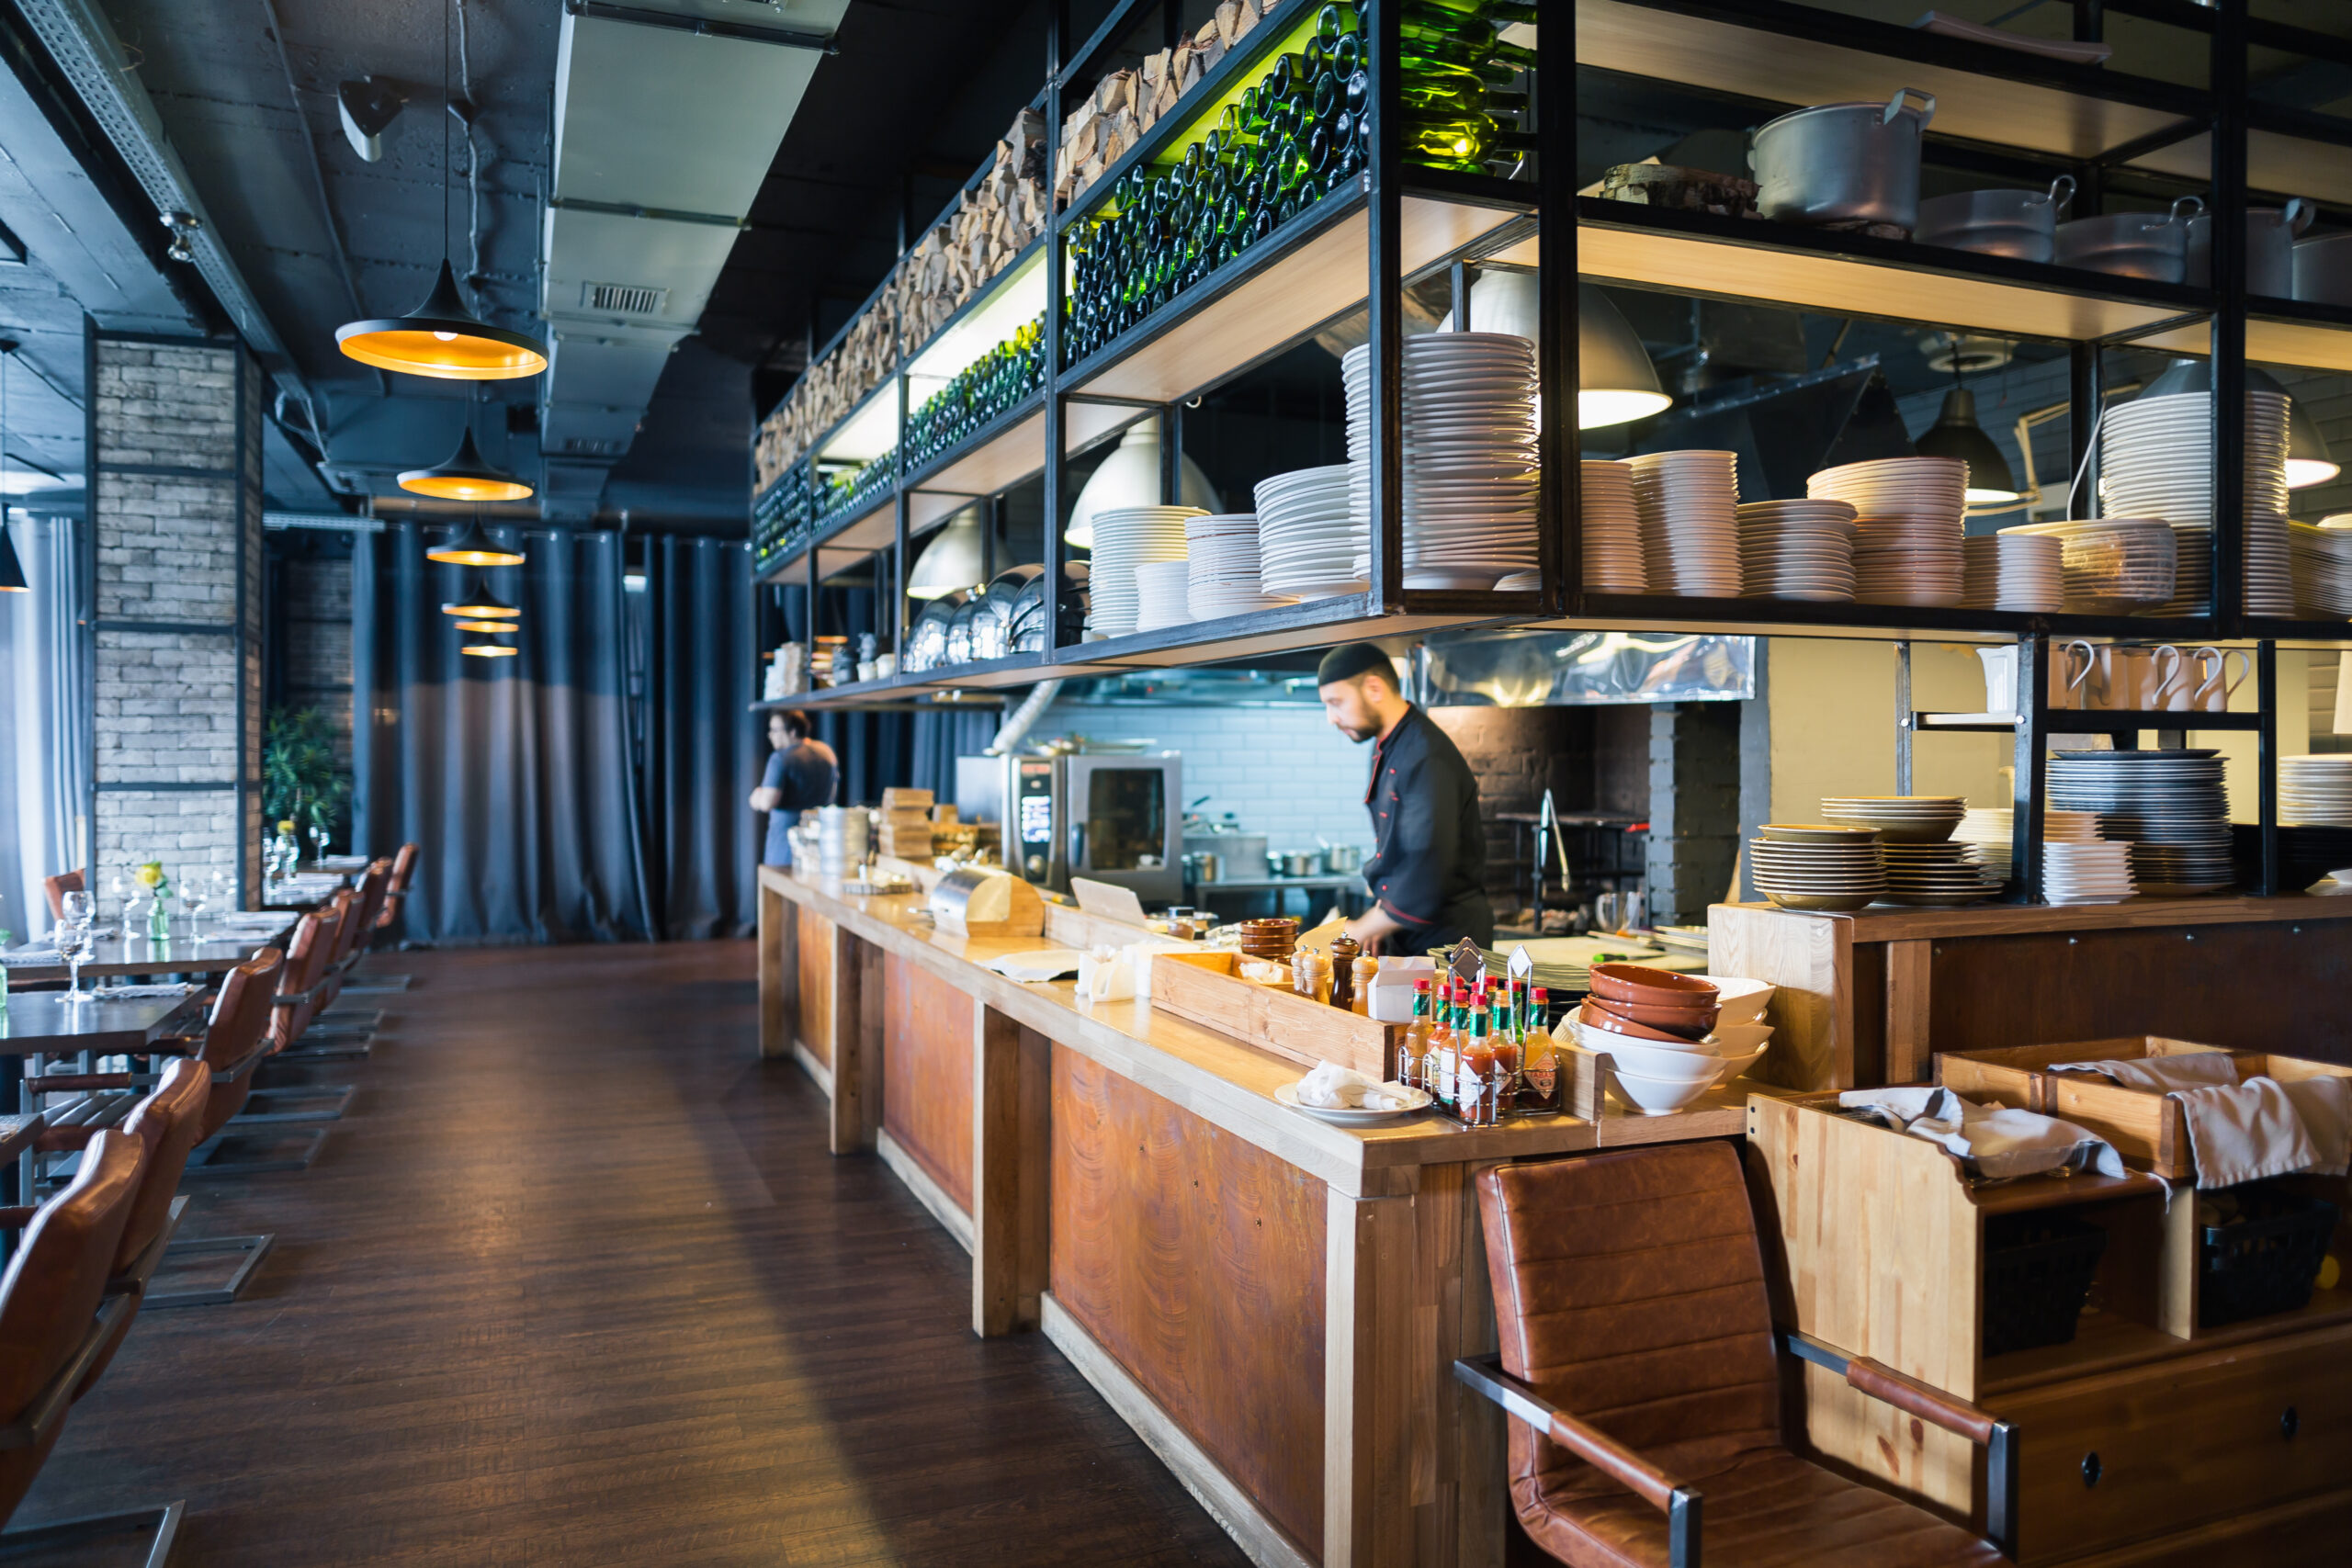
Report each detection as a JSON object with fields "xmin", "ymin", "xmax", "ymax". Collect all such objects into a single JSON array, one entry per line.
[
  {"xmin": 556, "ymin": 434, "xmax": 627, "ymax": 456},
  {"xmin": 582, "ymin": 280, "xmax": 669, "ymax": 315}
]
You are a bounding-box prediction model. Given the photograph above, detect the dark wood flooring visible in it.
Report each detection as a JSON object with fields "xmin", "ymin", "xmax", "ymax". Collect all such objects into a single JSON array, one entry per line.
[{"xmin": 19, "ymin": 942, "xmax": 1252, "ymax": 1567}]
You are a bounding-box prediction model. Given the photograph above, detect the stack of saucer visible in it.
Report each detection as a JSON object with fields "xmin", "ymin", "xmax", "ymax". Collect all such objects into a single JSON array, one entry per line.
[
  {"xmin": 1955, "ymin": 807, "xmax": 2015, "ymax": 882},
  {"xmin": 1185, "ymin": 513, "xmax": 1291, "ymax": 621},
  {"xmin": 1806, "ymin": 457, "xmax": 1965, "ymax": 606},
  {"xmin": 2098, "ymin": 390, "xmax": 2293, "ymax": 615},
  {"xmin": 2048, "ymin": 748, "xmax": 2232, "ymax": 895},
  {"xmin": 2043, "ymin": 839, "xmax": 2138, "ymax": 904},
  {"xmin": 1736, "ymin": 499, "xmax": 1857, "ymax": 601},
  {"xmin": 1582, "ymin": 459, "xmax": 1644, "ymax": 592},
  {"xmin": 1253, "ymin": 468, "xmax": 1363, "ymax": 600},
  {"xmin": 1880, "ymin": 841, "xmax": 1997, "ymax": 906},
  {"xmin": 1133, "ymin": 559, "xmax": 1194, "ymax": 632},
  {"xmin": 2283, "ymin": 754, "xmax": 2352, "ymax": 826},
  {"xmin": 1747, "ymin": 824, "xmax": 1886, "ymax": 911},
  {"xmin": 1629, "ymin": 449, "xmax": 1742, "ymax": 597},
  {"xmin": 1341, "ymin": 333, "xmax": 1539, "ymax": 590},
  {"xmin": 1960, "ymin": 533, "xmax": 2064, "ymax": 612},
  {"xmin": 2002, "ymin": 519, "xmax": 2177, "ymax": 614},
  {"xmin": 1087, "ymin": 505, "xmax": 1199, "ymax": 637},
  {"xmin": 2289, "ymin": 521, "xmax": 2352, "ymax": 618},
  {"xmin": 1818, "ymin": 795, "xmax": 1967, "ymax": 842}
]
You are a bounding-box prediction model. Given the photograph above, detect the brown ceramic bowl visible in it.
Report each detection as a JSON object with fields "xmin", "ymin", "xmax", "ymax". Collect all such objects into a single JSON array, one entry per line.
[
  {"xmin": 1587, "ymin": 991, "xmax": 1720, "ymax": 1035},
  {"xmin": 1581, "ymin": 993, "xmax": 1715, "ymax": 1043},
  {"xmin": 1589, "ymin": 963, "xmax": 1720, "ymax": 1007},
  {"xmin": 1577, "ymin": 999, "xmax": 1712, "ymax": 1046}
]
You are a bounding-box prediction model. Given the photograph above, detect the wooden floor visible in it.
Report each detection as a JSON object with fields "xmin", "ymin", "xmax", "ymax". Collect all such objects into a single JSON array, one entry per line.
[{"xmin": 19, "ymin": 942, "xmax": 1253, "ymax": 1567}]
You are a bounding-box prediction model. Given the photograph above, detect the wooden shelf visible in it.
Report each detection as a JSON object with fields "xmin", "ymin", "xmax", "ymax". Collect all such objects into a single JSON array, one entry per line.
[
  {"xmin": 1917, "ymin": 709, "xmax": 2265, "ymax": 731},
  {"xmin": 1576, "ymin": 0, "xmax": 2204, "ymax": 166},
  {"xmin": 2130, "ymin": 126, "xmax": 2352, "ymax": 209},
  {"xmin": 1969, "ymin": 1168, "xmax": 2168, "ymax": 1216},
  {"xmin": 1579, "ymin": 199, "xmax": 2210, "ymax": 344},
  {"xmin": 2137, "ymin": 295, "xmax": 2352, "ymax": 372},
  {"xmin": 1718, "ymin": 892, "xmax": 2352, "ymax": 942}
]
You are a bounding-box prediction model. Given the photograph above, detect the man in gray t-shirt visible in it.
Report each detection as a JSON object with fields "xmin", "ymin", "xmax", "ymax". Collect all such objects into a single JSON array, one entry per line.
[{"xmin": 750, "ymin": 709, "xmax": 839, "ymax": 866}]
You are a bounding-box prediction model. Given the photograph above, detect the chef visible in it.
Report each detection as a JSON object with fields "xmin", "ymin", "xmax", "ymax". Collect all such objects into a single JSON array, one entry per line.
[{"xmin": 1317, "ymin": 641, "xmax": 1493, "ymax": 953}]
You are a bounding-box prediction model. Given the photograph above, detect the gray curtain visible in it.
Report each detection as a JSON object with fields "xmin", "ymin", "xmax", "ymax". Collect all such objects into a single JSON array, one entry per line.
[
  {"xmin": 354, "ymin": 522, "xmax": 651, "ymax": 944},
  {"xmin": 645, "ymin": 536, "xmax": 760, "ymax": 938},
  {"xmin": 0, "ymin": 511, "xmax": 88, "ymax": 940}
]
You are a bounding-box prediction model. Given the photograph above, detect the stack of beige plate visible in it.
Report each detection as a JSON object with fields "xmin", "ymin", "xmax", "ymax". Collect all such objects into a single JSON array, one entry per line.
[
  {"xmin": 1806, "ymin": 457, "xmax": 1964, "ymax": 606},
  {"xmin": 1960, "ymin": 533, "xmax": 2064, "ymax": 612},
  {"xmin": 2290, "ymin": 521, "xmax": 2352, "ymax": 618},
  {"xmin": 1818, "ymin": 795, "xmax": 1967, "ymax": 841},
  {"xmin": 1629, "ymin": 450, "xmax": 1742, "ymax": 597},
  {"xmin": 1736, "ymin": 499, "xmax": 1857, "ymax": 601},
  {"xmin": 1955, "ymin": 807, "xmax": 2015, "ymax": 882},
  {"xmin": 2001, "ymin": 518, "xmax": 2177, "ymax": 615},
  {"xmin": 1581, "ymin": 459, "xmax": 1644, "ymax": 592},
  {"xmin": 1747, "ymin": 824, "xmax": 1886, "ymax": 911},
  {"xmin": 2283, "ymin": 755, "xmax": 2352, "ymax": 826},
  {"xmin": 1881, "ymin": 841, "xmax": 1997, "ymax": 906},
  {"xmin": 2098, "ymin": 390, "xmax": 2293, "ymax": 615}
]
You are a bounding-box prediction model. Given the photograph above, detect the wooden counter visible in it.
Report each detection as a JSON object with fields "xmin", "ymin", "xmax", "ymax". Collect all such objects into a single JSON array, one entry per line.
[{"xmin": 757, "ymin": 864, "xmax": 1746, "ymax": 1568}]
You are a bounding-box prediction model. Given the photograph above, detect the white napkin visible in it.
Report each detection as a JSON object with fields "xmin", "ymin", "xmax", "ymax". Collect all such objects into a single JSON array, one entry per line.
[
  {"xmin": 1074, "ymin": 945, "xmax": 1136, "ymax": 1002},
  {"xmin": 980, "ymin": 949, "xmax": 1085, "ymax": 982},
  {"xmin": 2278, "ymin": 1076, "xmax": 2352, "ymax": 1178},
  {"xmin": 2050, "ymin": 1053, "xmax": 2240, "ymax": 1091},
  {"xmin": 1838, "ymin": 1086, "xmax": 2126, "ymax": 1179},
  {"xmin": 2171, "ymin": 1077, "xmax": 2321, "ymax": 1190},
  {"xmin": 1294, "ymin": 1060, "xmax": 1420, "ymax": 1111},
  {"xmin": 95, "ymin": 983, "xmax": 203, "ymax": 1000}
]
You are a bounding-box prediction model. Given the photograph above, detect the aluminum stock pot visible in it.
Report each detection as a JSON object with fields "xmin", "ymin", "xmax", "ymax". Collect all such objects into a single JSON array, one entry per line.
[
  {"xmin": 2187, "ymin": 198, "xmax": 2312, "ymax": 296},
  {"xmin": 1914, "ymin": 175, "xmax": 2075, "ymax": 263},
  {"xmin": 2294, "ymin": 228, "xmax": 2352, "ymax": 306},
  {"xmin": 1748, "ymin": 88, "xmax": 1937, "ymax": 231},
  {"xmin": 2054, "ymin": 196, "xmax": 2204, "ymax": 282}
]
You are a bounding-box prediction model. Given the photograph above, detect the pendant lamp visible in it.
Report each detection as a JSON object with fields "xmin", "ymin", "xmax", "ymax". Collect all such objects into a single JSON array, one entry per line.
[
  {"xmin": 908, "ymin": 510, "xmax": 988, "ymax": 600},
  {"xmin": 1577, "ymin": 285, "xmax": 1671, "ymax": 430},
  {"xmin": 460, "ymin": 635, "xmax": 518, "ymax": 658},
  {"xmin": 451, "ymin": 618, "xmax": 516, "ymax": 633},
  {"xmin": 1914, "ymin": 386, "xmax": 2021, "ymax": 505},
  {"xmin": 442, "ymin": 574, "xmax": 518, "ymax": 618},
  {"xmin": 0, "ymin": 346, "xmax": 23, "ymax": 593},
  {"xmin": 335, "ymin": 2, "xmax": 543, "ymax": 379},
  {"xmin": 403, "ymin": 427, "xmax": 534, "ymax": 504}
]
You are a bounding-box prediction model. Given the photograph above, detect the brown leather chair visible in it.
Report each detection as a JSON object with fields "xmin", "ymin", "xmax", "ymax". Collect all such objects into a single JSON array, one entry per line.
[
  {"xmin": 374, "ymin": 841, "xmax": 419, "ymax": 934},
  {"xmin": 0, "ymin": 1129, "xmax": 143, "ymax": 1526},
  {"xmin": 268, "ymin": 904, "xmax": 344, "ymax": 1056},
  {"xmin": 40, "ymin": 869, "xmax": 84, "ymax": 921},
  {"xmin": 1458, "ymin": 1144, "xmax": 2013, "ymax": 1568}
]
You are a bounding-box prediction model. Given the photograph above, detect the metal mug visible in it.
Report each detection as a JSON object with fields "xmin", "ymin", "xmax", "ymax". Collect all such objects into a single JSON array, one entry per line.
[{"xmin": 1188, "ymin": 852, "xmax": 1222, "ymax": 884}]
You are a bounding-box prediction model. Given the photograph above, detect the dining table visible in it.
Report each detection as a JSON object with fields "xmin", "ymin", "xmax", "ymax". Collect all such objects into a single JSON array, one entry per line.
[
  {"xmin": 2, "ymin": 914, "xmax": 295, "ymax": 985},
  {"xmin": 0, "ymin": 988, "xmax": 204, "ymax": 1235}
]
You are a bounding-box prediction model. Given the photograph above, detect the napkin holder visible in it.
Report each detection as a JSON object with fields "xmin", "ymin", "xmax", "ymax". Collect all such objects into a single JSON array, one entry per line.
[{"xmin": 928, "ymin": 867, "xmax": 1046, "ymax": 937}]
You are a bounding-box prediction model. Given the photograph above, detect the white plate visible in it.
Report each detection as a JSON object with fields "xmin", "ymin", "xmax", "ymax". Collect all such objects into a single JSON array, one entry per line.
[{"xmin": 1272, "ymin": 1082, "xmax": 1433, "ymax": 1123}]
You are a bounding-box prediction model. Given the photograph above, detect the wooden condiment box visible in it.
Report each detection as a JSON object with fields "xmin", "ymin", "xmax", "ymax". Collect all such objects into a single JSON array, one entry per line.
[
  {"xmin": 1150, "ymin": 950, "xmax": 1399, "ymax": 1077},
  {"xmin": 1938, "ymin": 1035, "xmax": 2352, "ymax": 1179}
]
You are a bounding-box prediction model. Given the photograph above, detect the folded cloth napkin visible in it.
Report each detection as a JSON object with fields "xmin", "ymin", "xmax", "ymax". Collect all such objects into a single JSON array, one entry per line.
[
  {"xmin": 2278, "ymin": 1075, "xmax": 2352, "ymax": 1178},
  {"xmin": 980, "ymin": 949, "xmax": 1085, "ymax": 982},
  {"xmin": 1294, "ymin": 1060, "xmax": 1421, "ymax": 1111},
  {"xmin": 94, "ymin": 983, "xmax": 202, "ymax": 1000},
  {"xmin": 1838, "ymin": 1086, "xmax": 2126, "ymax": 1180},
  {"xmin": 2049, "ymin": 1053, "xmax": 2240, "ymax": 1091},
  {"xmin": 2171, "ymin": 1077, "xmax": 2321, "ymax": 1190}
]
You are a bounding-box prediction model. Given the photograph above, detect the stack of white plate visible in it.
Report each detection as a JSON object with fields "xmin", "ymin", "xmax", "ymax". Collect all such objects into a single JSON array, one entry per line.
[
  {"xmin": 1881, "ymin": 841, "xmax": 1997, "ymax": 907},
  {"xmin": 1583, "ymin": 459, "xmax": 1644, "ymax": 592},
  {"xmin": 1340, "ymin": 333, "xmax": 1539, "ymax": 591},
  {"xmin": 1747, "ymin": 824, "xmax": 1886, "ymax": 911},
  {"xmin": 1806, "ymin": 457, "xmax": 1965, "ymax": 606},
  {"xmin": 1185, "ymin": 513, "xmax": 1291, "ymax": 621},
  {"xmin": 1629, "ymin": 449, "xmax": 1742, "ymax": 597},
  {"xmin": 2043, "ymin": 840, "xmax": 2137, "ymax": 904},
  {"xmin": 2281, "ymin": 755, "xmax": 2352, "ymax": 826},
  {"xmin": 2048, "ymin": 748, "xmax": 2233, "ymax": 895},
  {"xmin": 1960, "ymin": 533, "xmax": 2064, "ymax": 613},
  {"xmin": 1736, "ymin": 499, "xmax": 1857, "ymax": 601},
  {"xmin": 1133, "ymin": 559, "xmax": 1194, "ymax": 632},
  {"xmin": 1956, "ymin": 807, "xmax": 2014, "ymax": 882},
  {"xmin": 2098, "ymin": 391, "xmax": 2294, "ymax": 615},
  {"xmin": 1086, "ymin": 505, "xmax": 1200, "ymax": 637},
  {"xmin": 1999, "ymin": 518, "xmax": 2177, "ymax": 614},
  {"xmin": 2290, "ymin": 521, "xmax": 2352, "ymax": 619},
  {"xmin": 1253, "ymin": 468, "xmax": 1363, "ymax": 600}
]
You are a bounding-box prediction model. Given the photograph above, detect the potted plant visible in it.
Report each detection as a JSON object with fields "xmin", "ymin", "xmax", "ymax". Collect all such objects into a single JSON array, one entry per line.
[{"xmin": 264, "ymin": 706, "xmax": 353, "ymax": 863}]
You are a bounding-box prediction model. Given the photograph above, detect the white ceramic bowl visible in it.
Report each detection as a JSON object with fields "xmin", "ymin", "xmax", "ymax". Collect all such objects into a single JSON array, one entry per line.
[
  {"xmin": 1587, "ymin": 1036, "xmax": 1730, "ymax": 1084},
  {"xmin": 1698, "ymin": 975, "xmax": 1776, "ymax": 1026},
  {"xmin": 1605, "ymin": 1069, "xmax": 1716, "ymax": 1115}
]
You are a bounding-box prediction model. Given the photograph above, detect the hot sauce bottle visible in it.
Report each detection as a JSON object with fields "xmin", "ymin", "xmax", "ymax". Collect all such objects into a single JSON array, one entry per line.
[
  {"xmin": 1457, "ymin": 1003, "xmax": 1496, "ymax": 1126},
  {"xmin": 1399, "ymin": 979, "xmax": 1434, "ymax": 1089},
  {"xmin": 1427, "ymin": 984, "xmax": 1461, "ymax": 1111},
  {"xmin": 1516, "ymin": 987, "xmax": 1558, "ymax": 1114}
]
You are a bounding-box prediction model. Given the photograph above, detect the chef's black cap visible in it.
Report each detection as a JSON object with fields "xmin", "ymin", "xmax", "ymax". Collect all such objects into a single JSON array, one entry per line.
[{"xmin": 1317, "ymin": 641, "xmax": 1396, "ymax": 688}]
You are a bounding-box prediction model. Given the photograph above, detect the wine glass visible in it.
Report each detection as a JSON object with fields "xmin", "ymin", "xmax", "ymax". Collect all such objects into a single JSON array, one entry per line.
[
  {"xmin": 107, "ymin": 868, "xmax": 130, "ymax": 930},
  {"xmin": 57, "ymin": 890, "xmax": 95, "ymax": 1002},
  {"xmin": 180, "ymin": 869, "xmax": 209, "ymax": 938},
  {"xmin": 309, "ymin": 821, "xmax": 331, "ymax": 866}
]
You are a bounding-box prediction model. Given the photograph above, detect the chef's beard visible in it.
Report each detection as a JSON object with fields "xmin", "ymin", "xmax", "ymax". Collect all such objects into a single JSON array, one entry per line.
[{"xmin": 1336, "ymin": 721, "xmax": 1378, "ymax": 742}]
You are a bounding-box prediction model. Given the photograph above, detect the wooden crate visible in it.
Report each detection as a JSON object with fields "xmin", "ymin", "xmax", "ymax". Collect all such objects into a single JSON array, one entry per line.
[
  {"xmin": 1935, "ymin": 1036, "xmax": 2229, "ymax": 1115},
  {"xmin": 1149, "ymin": 949, "xmax": 1399, "ymax": 1077}
]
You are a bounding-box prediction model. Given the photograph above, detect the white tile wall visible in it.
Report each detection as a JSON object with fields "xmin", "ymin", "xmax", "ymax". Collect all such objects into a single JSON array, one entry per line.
[{"xmin": 1040, "ymin": 702, "xmax": 1378, "ymax": 853}]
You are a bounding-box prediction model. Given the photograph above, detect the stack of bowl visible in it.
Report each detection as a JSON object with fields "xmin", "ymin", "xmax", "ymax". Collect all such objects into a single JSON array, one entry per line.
[
  {"xmin": 1747, "ymin": 823, "xmax": 1887, "ymax": 911},
  {"xmin": 1572, "ymin": 964, "xmax": 1772, "ymax": 1115},
  {"xmin": 1237, "ymin": 918, "xmax": 1300, "ymax": 963},
  {"xmin": 1820, "ymin": 795, "xmax": 1969, "ymax": 841}
]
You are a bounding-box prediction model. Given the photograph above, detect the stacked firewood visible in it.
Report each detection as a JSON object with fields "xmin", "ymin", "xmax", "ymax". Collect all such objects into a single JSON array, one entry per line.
[
  {"xmin": 1054, "ymin": 0, "xmax": 1280, "ymax": 209},
  {"xmin": 878, "ymin": 789, "xmax": 939, "ymax": 861},
  {"xmin": 896, "ymin": 108, "xmax": 1052, "ymax": 352},
  {"xmin": 755, "ymin": 283, "xmax": 902, "ymax": 489}
]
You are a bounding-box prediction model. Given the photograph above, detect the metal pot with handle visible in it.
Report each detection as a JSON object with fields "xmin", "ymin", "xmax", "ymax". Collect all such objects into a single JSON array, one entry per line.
[
  {"xmin": 1914, "ymin": 175, "xmax": 2075, "ymax": 263},
  {"xmin": 2293, "ymin": 228, "xmax": 2352, "ymax": 307},
  {"xmin": 2053, "ymin": 196, "xmax": 2205, "ymax": 282},
  {"xmin": 2186, "ymin": 198, "xmax": 2314, "ymax": 296},
  {"xmin": 1320, "ymin": 844, "xmax": 1363, "ymax": 875},
  {"xmin": 1748, "ymin": 88, "xmax": 1937, "ymax": 231}
]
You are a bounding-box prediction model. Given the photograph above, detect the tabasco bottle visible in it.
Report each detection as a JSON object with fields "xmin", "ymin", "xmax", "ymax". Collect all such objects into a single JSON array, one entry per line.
[
  {"xmin": 1427, "ymin": 984, "xmax": 1461, "ymax": 1111},
  {"xmin": 1457, "ymin": 1003, "xmax": 1497, "ymax": 1126},
  {"xmin": 1398, "ymin": 979, "xmax": 1435, "ymax": 1089},
  {"xmin": 1514, "ymin": 987, "xmax": 1559, "ymax": 1115}
]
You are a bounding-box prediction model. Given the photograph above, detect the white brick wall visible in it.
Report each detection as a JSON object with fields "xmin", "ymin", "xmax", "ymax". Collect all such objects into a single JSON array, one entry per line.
[{"xmin": 95, "ymin": 790, "xmax": 241, "ymax": 891}]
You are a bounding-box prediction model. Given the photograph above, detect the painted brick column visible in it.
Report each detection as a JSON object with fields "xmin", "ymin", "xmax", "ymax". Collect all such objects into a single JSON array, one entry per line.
[
  {"xmin": 87, "ymin": 330, "xmax": 263, "ymax": 903},
  {"xmin": 1645, "ymin": 701, "xmax": 1742, "ymax": 925}
]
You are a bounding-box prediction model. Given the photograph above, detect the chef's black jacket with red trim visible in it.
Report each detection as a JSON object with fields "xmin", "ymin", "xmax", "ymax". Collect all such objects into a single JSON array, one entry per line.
[{"xmin": 1361, "ymin": 704, "xmax": 1493, "ymax": 951}]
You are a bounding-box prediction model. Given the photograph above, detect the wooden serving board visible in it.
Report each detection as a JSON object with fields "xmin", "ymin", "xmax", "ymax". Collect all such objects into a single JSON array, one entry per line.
[{"xmin": 1150, "ymin": 950, "xmax": 1399, "ymax": 1077}]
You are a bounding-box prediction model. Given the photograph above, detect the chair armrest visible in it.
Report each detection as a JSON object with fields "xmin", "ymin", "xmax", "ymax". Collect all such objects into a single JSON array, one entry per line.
[
  {"xmin": 1453, "ymin": 1355, "xmax": 1702, "ymax": 1565},
  {"xmin": 1783, "ymin": 1331, "xmax": 2018, "ymax": 1559},
  {"xmin": 0, "ymin": 1207, "xmax": 34, "ymax": 1232},
  {"xmin": 273, "ymin": 980, "xmax": 330, "ymax": 1008},
  {"xmin": 0, "ymin": 1292, "xmax": 135, "ymax": 1451}
]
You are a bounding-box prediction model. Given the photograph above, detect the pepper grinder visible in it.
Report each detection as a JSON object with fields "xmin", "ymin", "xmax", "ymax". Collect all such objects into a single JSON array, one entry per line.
[{"xmin": 1328, "ymin": 935, "xmax": 1361, "ymax": 1011}]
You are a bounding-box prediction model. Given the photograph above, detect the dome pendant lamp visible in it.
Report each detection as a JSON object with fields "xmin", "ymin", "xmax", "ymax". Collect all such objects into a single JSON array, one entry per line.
[
  {"xmin": 441, "ymin": 573, "xmax": 518, "ymax": 619},
  {"xmin": 460, "ymin": 633, "xmax": 518, "ymax": 659},
  {"xmin": 0, "ymin": 346, "xmax": 25, "ymax": 593},
  {"xmin": 405, "ymin": 426, "xmax": 535, "ymax": 507},
  {"xmin": 335, "ymin": 1, "xmax": 545, "ymax": 380}
]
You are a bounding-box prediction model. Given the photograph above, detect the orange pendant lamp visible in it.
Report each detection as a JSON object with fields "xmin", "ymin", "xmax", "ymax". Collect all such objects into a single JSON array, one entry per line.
[
  {"xmin": 460, "ymin": 635, "xmax": 518, "ymax": 658},
  {"xmin": 441, "ymin": 574, "xmax": 518, "ymax": 618},
  {"xmin": 405, "ymin": 428, "xmax": 534, "ymax": 509}
]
